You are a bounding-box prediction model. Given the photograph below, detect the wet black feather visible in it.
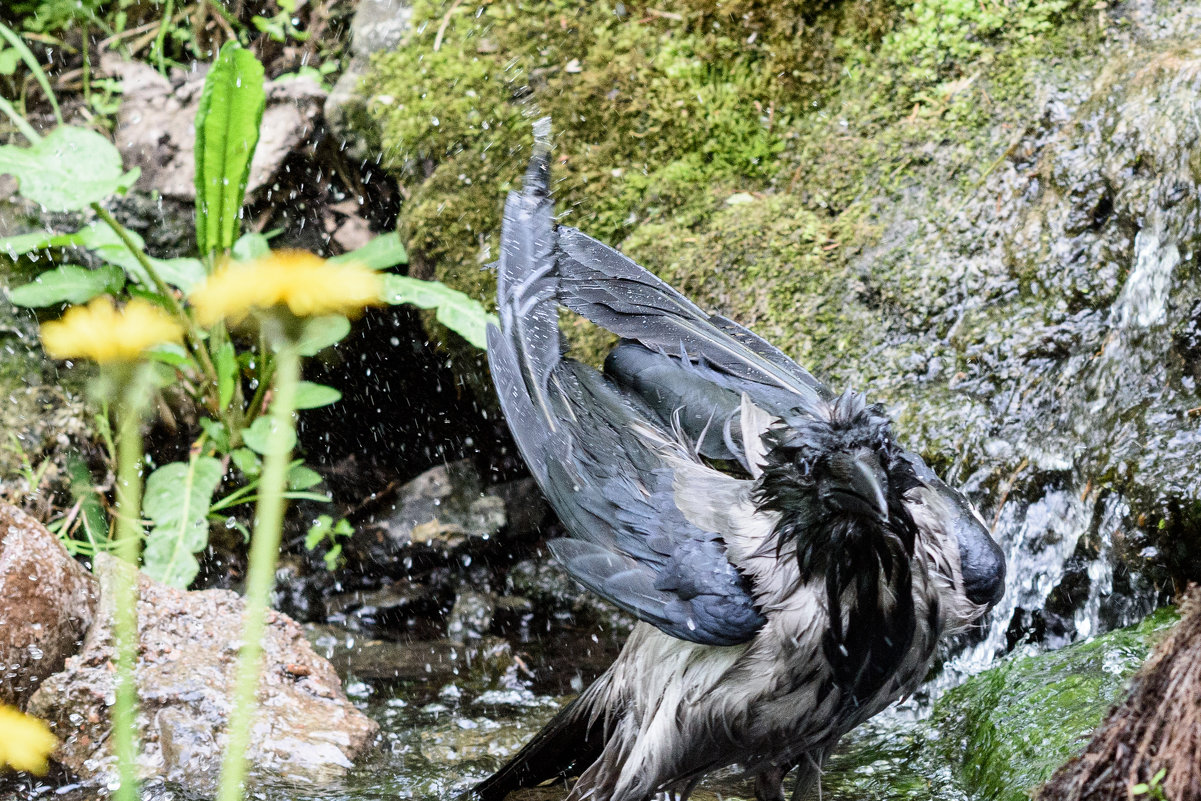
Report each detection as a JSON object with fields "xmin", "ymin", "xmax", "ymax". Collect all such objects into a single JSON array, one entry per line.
[{"xmin": 753, "ymin": 392, "xmax": 922, "ymax": 700}]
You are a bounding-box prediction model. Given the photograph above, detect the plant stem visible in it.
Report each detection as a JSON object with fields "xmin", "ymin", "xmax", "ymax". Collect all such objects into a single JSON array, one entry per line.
[
  {"xmin": 216, "ymin": 341, "xmax": 300, "ymax": 801},
  {"xmin": 111, "ymin": 366, "xmax": 153, "ymax": 801},
  {"xmin": 0, "ymin": 95, "xmax": 40, "ymax": 144},
  {"xmin": 90, "ymin": 203, "xmax": 221, "ymax": 390},
  {"xmin": 152, "ymin": 0, "xmax": 175, "ymax": 74}
]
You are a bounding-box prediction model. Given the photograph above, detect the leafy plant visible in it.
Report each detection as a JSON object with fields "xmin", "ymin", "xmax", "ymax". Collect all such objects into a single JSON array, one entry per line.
[
  {"xmin": 1, "ymin": 41, "xmax": 495, "ymax": 589},
  {"xmin": 305, "ymin": 514, "xmax": 354, "ymax": 570}
]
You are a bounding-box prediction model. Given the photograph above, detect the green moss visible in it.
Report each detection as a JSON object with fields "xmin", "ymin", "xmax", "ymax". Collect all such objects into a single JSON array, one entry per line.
[
  {"xmin": 367, "ymin": 0, "xmax": 892, "ymax": 298},
  {"xmin": 364, "ymin": 0, "xmax": 1102, "ymax": 403},
  {"xmin": 931, "ymin": 607, "xmax": 1180, "ymax": 801}
]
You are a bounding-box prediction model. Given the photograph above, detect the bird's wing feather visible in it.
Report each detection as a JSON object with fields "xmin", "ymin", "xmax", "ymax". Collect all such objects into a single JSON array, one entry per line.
[
  {"xmin": 557, "ymin": 226, "xmax": 833, "ymax": 420},
  {"xmin": 488, "ymin": 145, "xmax": 764, "ymax": 647}
]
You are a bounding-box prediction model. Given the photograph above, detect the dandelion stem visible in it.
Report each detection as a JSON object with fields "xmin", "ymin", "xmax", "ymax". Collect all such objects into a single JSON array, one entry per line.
[
  {"xmin": 216, "ymin": 340, "xmax": 300, "ymax": 801},
  {"xmin": 112, "ymin": 366, "xmax": 154, "ymax": 801},
  {"xmin": 90, "ymin": 203, "xmax": 221, "ymax": 390}
]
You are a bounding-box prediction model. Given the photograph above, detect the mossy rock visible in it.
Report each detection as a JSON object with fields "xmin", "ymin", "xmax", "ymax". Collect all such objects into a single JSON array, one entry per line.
[{"xmin": 929, "ymin": 607, "xmax": 1180, "ymax": 801}]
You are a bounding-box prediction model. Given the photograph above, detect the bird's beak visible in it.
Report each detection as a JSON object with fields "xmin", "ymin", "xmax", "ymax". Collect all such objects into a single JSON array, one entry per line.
[{"xmin": 827, "ymin": 453, "xmax": 889, "ymax": 523}]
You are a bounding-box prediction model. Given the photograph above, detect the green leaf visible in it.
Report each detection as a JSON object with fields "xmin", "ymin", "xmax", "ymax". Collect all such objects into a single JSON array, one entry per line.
[
  {"xmin": 287, "ymin": 464, "xmax": 323, "ymax": 490},
  {"xmin": 0, "ymin": 229, "xmax": 79, "ymax": 258},
  {"xmin": 194, "ymin": 43, "xmax": 266, "ymax": 255},
  {"xmin": 215, "ymin": 341, "xmax": 238, "ymax": 409},
  {"xmin": 305, "ymin": 513, "xmax": 333, "ymax": 549},
  {"xmin": 73, "ymin": 222, "xmax": 205, "ymax": 292},
  {"xmin": 295, "ymin": 315, "xmax": 351, "ymax": 356},
  {"xmin": 198, "ymin": 418, "xmax": 231, "ymax": 452},
  {"xmin": 141, "ymin": 456, "xmax": 224, "ymax": 589},
  {"xmin": 242, "ymin": 415, "xmax": 297, "ymax": 455},
  {"xmin": 294, "ymin": 381, "xmax": 341, "ymax": 409},
  {"xmin": 229, "ymin": 447, "xmax": 261, "ymax": 478},
  {"xmin": 0, "ymin": 126, "xmax": 137, "ymax": 211},
  {"xmin": 232, "ymin": 231, "xmax": 270, "ymax": 261},
  {"xmin": 381, "ymin": 274, "xmax": 497, "ymax": 349},
  {"xmin": 329, "ymin": 231, "xmax": 408, "ymax": 270},
  {"xmin": 146, "ymin": 342, "xmax": 191, "ymax": 367},
  {"xmin": 8, "ymin": 263, "xmax": 124, "ymax": 307}
]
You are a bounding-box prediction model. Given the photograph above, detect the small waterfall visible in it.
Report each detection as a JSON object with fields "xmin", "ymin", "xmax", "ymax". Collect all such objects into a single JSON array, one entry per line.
[{"xmin": 946, "ymin": 488, "xmax": 1091, "ymax": 677}]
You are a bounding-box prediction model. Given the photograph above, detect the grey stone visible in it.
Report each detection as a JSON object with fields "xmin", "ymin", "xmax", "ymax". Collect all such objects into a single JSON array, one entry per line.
[
  {"xmin": 324, "ymin": 0, "xmax": 412, "ymax": 162},
  {"xmin": 27, "ymin": 554, "xmax": 378, "ymax": 793},
  {"xmin": 0, "ymin": 504, "xmax": 96, "ymax": 707}
]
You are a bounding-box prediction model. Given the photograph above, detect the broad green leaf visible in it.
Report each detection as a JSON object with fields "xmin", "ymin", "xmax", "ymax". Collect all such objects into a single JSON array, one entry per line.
[
  {"xmin": 0, "ymin": 126, "xmax": 138, "ymax": 211},
  {"xmin": 381, "ymin": 274, "xmax": 497, "ymax": 349},
  {"xmin": 215, "ymin": 340, "xmax": 238, "ymax": 409},
  {"xmin": 142, "ymin": 456, "xmax": 223, "ymax": 589},
  {"xmin": 0, "ymin": 229, "xmax": 78, "ymax": 258},
  {"xmin": 198, "ymin": 418, "xmax": 231, "ymax": 452},
  {"xmin": 242, "ymin": 415, "xmax": 297, "ymax": 455},
  {"xmin": 229, "ymin": 447, "xmax": 261, "ymax": 478},
  {"xmin": 329, "ymin": 231, "xmax": 408, "ymax": 270},
  {"xmin": 296, "ymin": 315, "xmax": 350, "ymax": 356},
  {"xmin": 8, "ymin": 263, "xmax": 124, "ymax": 307},
  {"xmin": 294, "ymin": 381, "xmax": 341, "ymax": 409},
  {"xmin": 232, "ymin": 231, "xmax": 270, "ymax": 261},
  {"xmin": 146, "ymin": 342, "xmax": 191, "ymax": 367},
  {"xmin": 74, "ymin": 222, "xmax": 204, "ymax": 292},
  {"xmin": 287, "ymin": 464, "xmax": 323, "ymax": 490},
  {"xmin": 194, "ymin": 43, "xmax": 266, "ymax": 255}
]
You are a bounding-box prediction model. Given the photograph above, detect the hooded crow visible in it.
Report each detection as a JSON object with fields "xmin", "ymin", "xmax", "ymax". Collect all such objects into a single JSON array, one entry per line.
[{"xmin": 470, "ymin": 124, "xmax": 1006, "ymax": 801}]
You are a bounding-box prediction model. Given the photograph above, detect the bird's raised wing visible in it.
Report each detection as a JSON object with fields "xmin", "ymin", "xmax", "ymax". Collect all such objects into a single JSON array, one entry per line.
[
  {"xmin": 556, "ymin": 227, "xmax": 834, "ymax": 432},
  {"xmin": 487, "ymin": 132, "xmax": 764, "ymax": 646}
]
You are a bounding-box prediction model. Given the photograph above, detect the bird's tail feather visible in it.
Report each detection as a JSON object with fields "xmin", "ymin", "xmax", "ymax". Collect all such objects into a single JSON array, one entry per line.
[{"xmin": 464, "ymin": 689, "xmax": 604, "ymax": 801}]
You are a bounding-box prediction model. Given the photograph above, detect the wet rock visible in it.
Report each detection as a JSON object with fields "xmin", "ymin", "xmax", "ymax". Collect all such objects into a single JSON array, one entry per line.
[
  {"xmin": 105, "ymin": 55, "xmax": 327, "ymax": 203},
  {"xmin": 447, "ymin": 588, "xmax": 496, "ymax": 640},
  {"xmin": 0, "ymin": 266, "xmax": 94, "ymax": 504},
  {"xmin": 306, "ymin": 624, "xmax": 515, "ymax": 688},
  {"xmin": 324, "ymin": 576, "xmax": 451, "ymax": 638},
  {"xmin": 931, "ymin": 606, "xmax": 1179, "ymax": 801},
  {"xmin": 324, "ymin": 0, "xmax": 412, "ymax": 163},
  {"xmin": 0, "ymin": 504, "xmax": 96, "ymax": 707},
  {"xmin": 351, "ymin": 460, "xmax": 508, "ymax": 562},
  {"xmin": 27, "ymin": 554, "xmax": 377, "ymax": 794},
  {"xmin": 506, "ymin": 556, "xmax": 636, "ymax": 637}
]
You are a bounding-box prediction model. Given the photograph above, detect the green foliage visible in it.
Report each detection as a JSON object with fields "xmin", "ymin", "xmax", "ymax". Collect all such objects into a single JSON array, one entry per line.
[
  {"xmin": 869, "ymin": 0, "xmax": 1074, "ymax": 98},
  {"xmin": 8, "ymin": 263, "xmax": 125, "ymax": 306},
  {"xmin": 382, "ymin": 274, "xmax": 496, "ymax": 350},
  {"xmin": 0, "ymin": 126, "xmax": 137, "ymax": 211},
  {"xmin": 370, "ymin": 0, "xmax": 824, "ymax": 307},
  {"xmin": 142, "ymin": 455, "xmax": 224, "ymax": 588},
  {"xmin": 305, "ymin": 514, "xmax": 353, "ymax": 570},
  {"xmin": 1131, "ymin": 768, "xmax": 1169, "ymax": 799},
  {"xmin": 0, "ymin": 21, "xmax": 495, "ymax": 589},
  {"xmin": 194, "ymin": 43, "xmax": 266, "ymax": 257}
]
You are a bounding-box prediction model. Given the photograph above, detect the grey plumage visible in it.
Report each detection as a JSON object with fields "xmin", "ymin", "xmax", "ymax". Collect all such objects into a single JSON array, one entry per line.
[{"xmin": 470, "ymin": 134, "xmax": 1005, "ymax": 801}]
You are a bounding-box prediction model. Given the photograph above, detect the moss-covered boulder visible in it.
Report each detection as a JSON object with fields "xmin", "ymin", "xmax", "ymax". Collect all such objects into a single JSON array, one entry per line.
[
  {"xmin": 926, "ymin": 607, "xmax": 1179, "ymax": 801},
  {"xmin": 349, "ymin": 0, "xmax": 1201, "ymax": 642}
]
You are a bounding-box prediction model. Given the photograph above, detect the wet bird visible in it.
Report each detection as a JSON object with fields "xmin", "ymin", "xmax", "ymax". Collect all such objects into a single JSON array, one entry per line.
[{"xmin": 471, "ymin": 127, "xmax": 1006, "ymax": 801}]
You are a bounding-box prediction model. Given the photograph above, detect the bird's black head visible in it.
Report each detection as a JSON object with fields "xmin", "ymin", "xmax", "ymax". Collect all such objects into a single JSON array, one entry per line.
[
  {"xmin": 754, "ymin": 391, "xmax": 919, "ymax": 575},
  {"xmin": 754, "ymin": 390, "xmax": 922, "ymax": 702}
]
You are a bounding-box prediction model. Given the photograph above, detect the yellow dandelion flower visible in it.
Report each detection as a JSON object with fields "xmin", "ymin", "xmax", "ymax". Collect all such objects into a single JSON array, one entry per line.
[
  {"xmin": 41, "ymin": 297, "xmax": 184, "ymax": 363},
  {"xmin": 190, "ymin": 250, "xmax": 383, "ymax": 327},
  {"xmin": 0, "ymin": 705, "xmax": 57, "ymax": 775}
]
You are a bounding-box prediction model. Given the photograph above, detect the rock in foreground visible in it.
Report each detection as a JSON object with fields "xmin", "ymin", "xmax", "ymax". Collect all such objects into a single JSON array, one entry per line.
[
  {"xmin": 27, "ymin": 554, "xmax": 378, "ymax": 794},
  {"xmin": 0, "ymin": 503, "xmax": 96, "ymax": 708}
]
